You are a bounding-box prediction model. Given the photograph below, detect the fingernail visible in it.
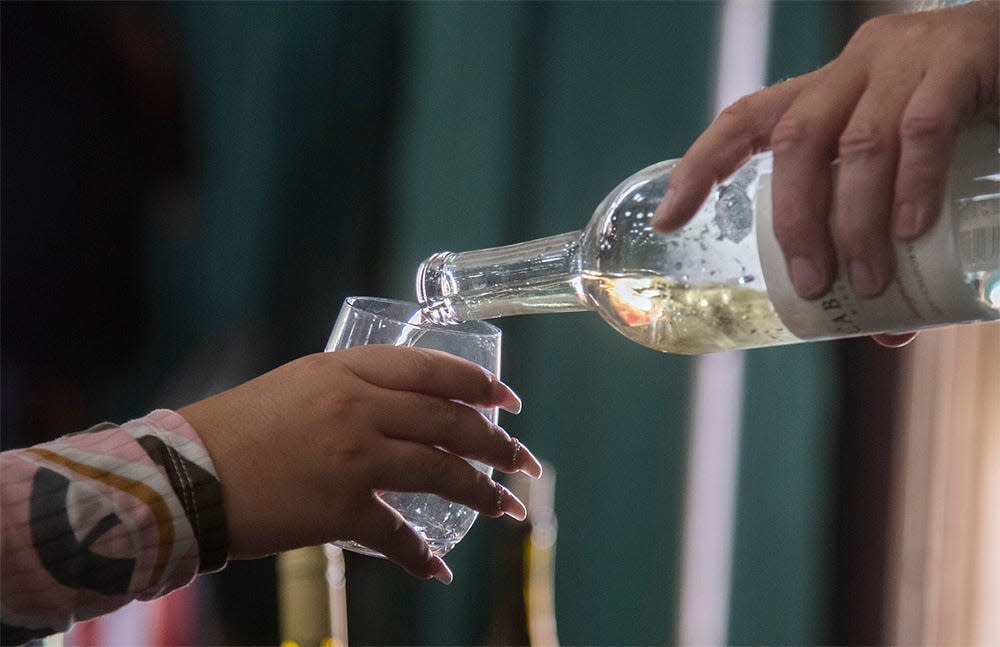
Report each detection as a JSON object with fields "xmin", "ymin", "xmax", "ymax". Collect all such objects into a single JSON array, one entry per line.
[
  {"xmin": 516, "ymin": 441, "xmax": 544, "ymax": 479},
  {"xmin": 431, "ymin": 557, "xmax": 453, "ymax": 585},
  {"xmin": 894, "ymin": 202, "xmax": 920, "ymax": 239},
  {"xmin": 499, "ymin": 484, "xmax": 528, "ymax": 521},
  {"xmin": 651, "ymin": 189, "xmax": 676, "ymax": 232},
  {"xmin": 491, "ymin": 379, "xmax": 522, "ymax": 414},
  {"xmin": 848, "ymin": 259, "xmax": 883, "ymax": 298},
  {"xmin": 788, "ymin": 256, "xmax": 827, "ymax": 300}
]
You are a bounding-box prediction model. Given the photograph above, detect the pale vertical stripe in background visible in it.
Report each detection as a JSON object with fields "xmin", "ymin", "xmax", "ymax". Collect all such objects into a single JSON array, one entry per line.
[
  {"xmin": 675, "ymin": 1, "xmax": 772, "ymax": 645},
  {"xmin": 887, "ymin": 326, "xmax": 1000, "ymax": 646},
  {"xmin": 884, "ymin": 0, "xmax": 1000, "ymax": 642}
]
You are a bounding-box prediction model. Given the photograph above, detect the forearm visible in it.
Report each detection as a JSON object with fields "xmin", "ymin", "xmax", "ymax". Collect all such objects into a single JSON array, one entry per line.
[{"xmin": 1, "ymin": 409, "xmax": 228, "ymax": 644}]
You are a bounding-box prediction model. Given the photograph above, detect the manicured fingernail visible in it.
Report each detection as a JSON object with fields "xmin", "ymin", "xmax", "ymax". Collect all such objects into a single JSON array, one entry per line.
[
  {"xmin": 498, "ymin": 484, "xmax": 528, "ymax": 521},
  {"xmin": 894, "ymin": 202, "xmax": 920, "ymax": 239},
  {"xmin": 788, "ymin": 256, "xmax": 826, "ymax": 299},
  {"xmin": 848, "ymin": 259, "xmax": 884, "ymax": 298},
  {"xmin": 491, "ymin": 379, "xmax": 522, "ymax": 414},
  {"xmin": 431, "ymin": 557, "xmax": 453, "ymax": 585},
  {"xmin": 515, "ymin": 440, "xmax": 544, "ymax": 479},
  {"xmin": 651, "ymin": 189, "xmax": 676, "ymax": 232}
]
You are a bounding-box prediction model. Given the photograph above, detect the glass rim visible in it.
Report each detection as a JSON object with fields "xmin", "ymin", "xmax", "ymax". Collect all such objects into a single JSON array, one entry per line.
[{"xmin": 342, "ymin": 296, "xmax": 501, "ymax": 338}]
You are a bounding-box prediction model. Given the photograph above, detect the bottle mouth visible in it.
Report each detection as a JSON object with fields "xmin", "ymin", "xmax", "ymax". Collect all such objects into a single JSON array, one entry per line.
[{"xmin": 415, "ymin": 251, "xmax": 461, "ymax": 324}]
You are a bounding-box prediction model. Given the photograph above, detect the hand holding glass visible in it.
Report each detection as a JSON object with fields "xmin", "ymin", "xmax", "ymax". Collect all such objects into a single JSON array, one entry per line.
[{"xmin": 325, "ymin": 297, "xmax": 531, "ymax": 558}]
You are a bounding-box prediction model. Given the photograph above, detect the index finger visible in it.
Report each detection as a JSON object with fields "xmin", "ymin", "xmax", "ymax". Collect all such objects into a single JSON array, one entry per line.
[
  {"xmin": 335, "ymin": 345, "xmax": 522, "ymax": 413},
  {"xmin": 651, "ymin": 73, "xmax": 814, "ymax": 233}
]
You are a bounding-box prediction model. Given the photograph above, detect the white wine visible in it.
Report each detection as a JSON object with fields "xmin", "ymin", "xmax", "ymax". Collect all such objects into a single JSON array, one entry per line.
[
  {"xmin": 581, "ymin": 272, "xmax": 799, "ymax": 354},
  {"xmin": 417, "ymin": 119, "xmax": 998, "ymax": 352}
]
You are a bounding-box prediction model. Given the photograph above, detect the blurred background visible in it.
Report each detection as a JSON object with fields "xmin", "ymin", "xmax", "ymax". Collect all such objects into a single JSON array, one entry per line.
[{"xmin": 2, "ymin": 1, "xmax": 997, "ymax": 645}]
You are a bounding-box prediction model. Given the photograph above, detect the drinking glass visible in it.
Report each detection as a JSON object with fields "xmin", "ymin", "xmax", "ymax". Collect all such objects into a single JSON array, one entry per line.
[{"xmin": 324, "ymin": 296, "xmax": 502, "ymax": 557}]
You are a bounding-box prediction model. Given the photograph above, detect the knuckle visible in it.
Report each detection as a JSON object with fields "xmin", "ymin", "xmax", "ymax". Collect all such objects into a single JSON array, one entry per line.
[
  {"xmin": 850, "ymin": 15, "xmax": 881, "ymax": 43},
  {"xmin": 894, "ymin": 15, "xmax": 933, "ymax": 47},
  {"xmin": 336, "ymin": 429, "xmax": 368, "ymax": 463},
  {"xmin": 301, "ymin": 352, "xmax": 359, "ymax": 394},
  {"xmin": 296, "ymin": 351, "xmax": 337, "ymax": 377},
  {"xmin": 899, "ymin": 110, "xmax": 954, "ymax": 144},
  {"xmin": 312, "ymin": 398, "xmax": 375, "ymax": 464},
  {"xmin": 770, "ymin": 114, "xmax": 816, "ymax": 154},
  {"xmin": 711, "ymin": 92, "xmax": 780, "ymax": 161},
  {"xmin": 717, "ymin": 94, "xmax": 758, "ymax": 134},
  {"xmin": 320, "ymin": 382, "xmax": 364, "ymax": 420},
  {"xmin": 838, "ymin": 124, "xmax": 890, "ymax": 161},
  {"xmin": 849, "ymin": 14, "xmax": 901, "ymax": 48},
  {"xmin": 322, "ymin": 426, "xmax": 371, "ymax": 476}
]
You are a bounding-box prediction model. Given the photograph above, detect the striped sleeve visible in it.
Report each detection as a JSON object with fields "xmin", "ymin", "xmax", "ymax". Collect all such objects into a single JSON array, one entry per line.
[{"xmin": 0, "ymin": 409, "xmax": 229, "ymax": 644}]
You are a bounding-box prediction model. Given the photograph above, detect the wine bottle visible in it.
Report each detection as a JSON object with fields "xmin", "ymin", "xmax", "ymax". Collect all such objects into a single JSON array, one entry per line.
[
  {"xmin": 277, "ymin": 545, "xmax": 347, "ymax": 647},
  {"xmin": 416, "ymin": 119, "xmax": 998, "ymax": 354}
]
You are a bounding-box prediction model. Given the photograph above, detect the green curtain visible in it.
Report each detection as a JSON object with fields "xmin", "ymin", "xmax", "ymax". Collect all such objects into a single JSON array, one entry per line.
[
  {"xmin": 727, "ymin": 3, "xmax": 841, "ymax": 644},
  {"xmin": 386, "ymin": 3, "xmax": 714, "ymax": 644},
  {"xmin": 168, "ymin": 1, "xmax": 843, "ymax": 644}
]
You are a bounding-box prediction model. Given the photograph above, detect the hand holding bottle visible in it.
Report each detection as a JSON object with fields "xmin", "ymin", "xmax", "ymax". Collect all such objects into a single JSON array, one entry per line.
[
  {"xmin": 179, "ymin": 345, "xmax": 540, "ymax": 584},
  {"xmin": 652, "ymin": 0, "xmax": 998, "ymax": 308}
]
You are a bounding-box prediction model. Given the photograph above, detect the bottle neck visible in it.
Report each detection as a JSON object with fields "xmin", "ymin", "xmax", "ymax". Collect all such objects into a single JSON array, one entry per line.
[{"xmin": 416, "ymin": 231, "xmax": 587, "ymax": 323}]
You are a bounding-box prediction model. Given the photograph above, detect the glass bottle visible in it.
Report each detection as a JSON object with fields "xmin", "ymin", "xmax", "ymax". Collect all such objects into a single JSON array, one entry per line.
[{"xmin": 416, "ymin": 119, "xmax": 999, "ymax": 354}]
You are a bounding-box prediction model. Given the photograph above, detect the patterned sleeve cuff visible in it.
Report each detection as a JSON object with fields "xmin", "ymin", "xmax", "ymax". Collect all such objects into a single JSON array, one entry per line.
[{"xmin": 122, "ymin": 410, "xmax": 230, "ymax": 573}]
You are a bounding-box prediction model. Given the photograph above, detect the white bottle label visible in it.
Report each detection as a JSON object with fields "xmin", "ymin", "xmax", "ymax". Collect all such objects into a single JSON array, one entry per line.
[{"xmin": 756, "ymin": 181, "xmax": 996, "ymax": 340}]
